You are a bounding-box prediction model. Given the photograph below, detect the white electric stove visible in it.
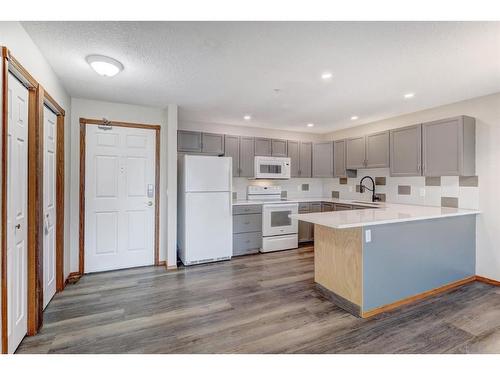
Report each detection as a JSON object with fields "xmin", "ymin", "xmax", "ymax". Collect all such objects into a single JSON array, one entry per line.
[{"xmin": 247, "ymin": 186, "xmax": 298, "ymax": 253}]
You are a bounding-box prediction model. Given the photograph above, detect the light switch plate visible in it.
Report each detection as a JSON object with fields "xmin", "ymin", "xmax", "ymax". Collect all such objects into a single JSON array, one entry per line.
[
  {"xmin": 349, "ymin": 186, "xmax": 354, "ymax": 192},
  {"xmin": 365, "ymin": 229, "xmax": 371, "ymax": 243},
  {"xmin": 420, "ymin": 188, "xmax": 426, "ymax": 197}
]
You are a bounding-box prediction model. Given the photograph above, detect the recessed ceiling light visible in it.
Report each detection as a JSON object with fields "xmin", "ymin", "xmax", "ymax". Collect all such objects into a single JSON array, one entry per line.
[
  {"xmin": 321, "ymin": 72, "xmax": 333, "ymax": 80},
  {"xmin": 404, "ymin": 93, "xmax": 415, "ymax": 99},
  {"xmin": 307, "ymin": 123, "xmax": 314, "ymax": 127},
  {"xmin": 243, "ymin": 115, "xmax": 251, "ymax": 120},
  {"xmin": 86, "ymin": 55, "xmax": 124, "ymax": 77},
  {"xmin": 351, "ymin": 116, "xmax": 359, "ymax": 120}
]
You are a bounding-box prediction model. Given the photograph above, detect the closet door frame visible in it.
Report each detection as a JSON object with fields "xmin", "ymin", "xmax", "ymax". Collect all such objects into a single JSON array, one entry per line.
[{"xmin": 1, "ymin": 47, "xmax": 66, "ymax": 353}]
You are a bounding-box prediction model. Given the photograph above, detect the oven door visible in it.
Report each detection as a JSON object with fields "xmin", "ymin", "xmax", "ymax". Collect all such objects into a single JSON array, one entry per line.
[
  {"xmin": 255, "ymin": 157, "xmax": 290, "ymax": 179},
  {"xmin": 262, "ymin": 203, "xmax": 298, "ymax": 237}
]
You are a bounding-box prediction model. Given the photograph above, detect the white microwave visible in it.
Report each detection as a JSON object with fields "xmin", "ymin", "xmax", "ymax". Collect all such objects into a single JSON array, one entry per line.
[{"xmin": 254, "ymin": 156, "xmax": 291, "ymax": 179}]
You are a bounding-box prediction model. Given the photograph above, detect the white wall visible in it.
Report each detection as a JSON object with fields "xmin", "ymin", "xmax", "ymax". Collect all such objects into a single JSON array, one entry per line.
[
  {"xmin": 0, "ymin": 21, "xmax": 72, "ymax": 351},
  {"xmin": 324, "ymin": 92, "xmax": 500, "ymax": 281},
  {"xmin": 69, "ymin": 98, "xmax": 178, "ymax": 271},
  {"xmin": 180, "ymin": 120, "xmax": 324, "ymax": 142}
]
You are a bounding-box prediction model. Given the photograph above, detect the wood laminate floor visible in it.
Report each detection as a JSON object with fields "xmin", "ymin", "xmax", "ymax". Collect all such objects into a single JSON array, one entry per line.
[{"xmin": 17, "ymin": 247, "xmax": 500, "ymax": 354}]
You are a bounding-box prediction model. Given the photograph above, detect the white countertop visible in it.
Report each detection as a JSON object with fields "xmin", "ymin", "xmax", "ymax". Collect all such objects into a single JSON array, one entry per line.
[
  {"xmin": 289, "ymin": 201, "xmax": 480, "ymax": 229},
  {"xmin": 232, "ymin": 197, "xmax": 381, "ymax": 208}
]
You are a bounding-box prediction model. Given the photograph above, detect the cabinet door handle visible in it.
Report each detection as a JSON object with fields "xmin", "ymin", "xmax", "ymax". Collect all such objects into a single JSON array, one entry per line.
[{"xmin": 244, "ymin": 221, "xmax": 250, "ymax": 225}]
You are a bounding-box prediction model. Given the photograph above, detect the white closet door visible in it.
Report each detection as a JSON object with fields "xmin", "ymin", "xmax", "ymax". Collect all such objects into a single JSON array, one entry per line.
[
  {"xmin": 43, "ymin": 106, "xmax": 57, "ymax": 309},
  {"xmin": 7, "ymin": 73, "xmax": 29, "ymax": 353},
  {"xmin": 85, "ymin": 125, "xmax": 156, "ymax": 273}
]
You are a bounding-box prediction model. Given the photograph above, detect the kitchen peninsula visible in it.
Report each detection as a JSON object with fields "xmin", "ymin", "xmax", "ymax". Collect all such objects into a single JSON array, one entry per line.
[{"xmin": 291, "ymin": 203, "xmax": 480, "ymax": 318}]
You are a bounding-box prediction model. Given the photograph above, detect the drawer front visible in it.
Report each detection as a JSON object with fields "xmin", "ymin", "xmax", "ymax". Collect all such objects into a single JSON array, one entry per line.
[
  {"xmin": 334, "ymin": 204, "xmax": 352, "ymax": 211},
  {"xmin": 352, "ymin": 205, "xmax": 368, "ymax": 210},
  {"xmin": 298, "ymin": 202, "xmax": 311, "ymax": 213},
  {"xmin": 233, "ymin": 204, "xmax": 262, "ymax": 215},
  {"xmin": 233, "ymin": 232, "xmax": 262, "ymax": 256},
  {"xmin": 311, "ymin": 203, "xmax": 322, "ymax": 212},
  {"xmin": 321, "ymin": 202, "xmax": 334, "ymax": 212},
  {"xmin": 233, "ymin": 213, "xmax": 262, "ymax": 233}
]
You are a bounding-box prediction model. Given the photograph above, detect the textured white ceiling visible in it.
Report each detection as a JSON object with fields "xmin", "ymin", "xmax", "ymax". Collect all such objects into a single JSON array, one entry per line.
[{"xmin": 22, "ymin": 21, "xmax": 500, "ymax": 133}]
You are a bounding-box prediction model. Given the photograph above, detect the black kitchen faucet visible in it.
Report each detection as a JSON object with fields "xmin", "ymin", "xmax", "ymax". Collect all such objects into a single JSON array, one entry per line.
[{"xmin": 359, "ymin": 176, "xmax": 381, "ymax": 202}]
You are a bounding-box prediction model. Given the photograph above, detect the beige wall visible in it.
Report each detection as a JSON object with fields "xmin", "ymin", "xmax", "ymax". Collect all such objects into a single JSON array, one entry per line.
[
  {"xmin": 70, "ymin": 98, "xmax": 177, "ymax": 271},
  {"xmin": 325, "ymin": 92, "xmax": 500, "ymax": 281}
]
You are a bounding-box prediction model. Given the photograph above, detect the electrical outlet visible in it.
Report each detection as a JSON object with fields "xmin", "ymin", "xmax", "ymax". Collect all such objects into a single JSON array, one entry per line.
[
  {"xmin": 365, "ymin": 230, "xmax": 371, "ymax": 243},
  {"xmin": 349, "ymin": 186, "xmax": 354, "ymax": 192}
]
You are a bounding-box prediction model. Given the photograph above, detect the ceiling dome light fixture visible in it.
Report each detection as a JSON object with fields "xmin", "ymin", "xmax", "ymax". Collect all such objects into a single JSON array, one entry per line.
[
  {"xmin": 351, "ymin": 116, "xmax": 359, "ymax": 120},
  {"xmin": 321, "ymin": 72, "xmax": 333, "ymax": 80},
  {"xmin": 86, "ymin": 55, "xmax": 124, "ymax": 77},
  {"xmin": 404, "ymin": 92, "xmax": 415, "ymax": 99},
  {"xmin": 243, "ymin": 115, "xmax": 251, "ymax": 120},
  {"xmin": 307, "ymin": 123, "xmax": 314, "ymax": 127}
]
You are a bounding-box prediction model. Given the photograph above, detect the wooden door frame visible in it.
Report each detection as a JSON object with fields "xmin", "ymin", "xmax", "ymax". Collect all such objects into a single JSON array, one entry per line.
[
  {"xmin": 1, "ymin": 47, "xmax": 41, "ymax": 353},
  {"xmin": 77, "ymin": 118, "xmax": 161, "ymax": 279},
  {"xmin": 42, "ymin": 90, "xmax": 66, "ymax": 296}
]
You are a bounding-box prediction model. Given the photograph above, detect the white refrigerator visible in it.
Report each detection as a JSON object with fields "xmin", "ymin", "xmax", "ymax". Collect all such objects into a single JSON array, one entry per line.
[{"xmin": 178, "ymin": 154, "xmax": 233, "ymax": 265}]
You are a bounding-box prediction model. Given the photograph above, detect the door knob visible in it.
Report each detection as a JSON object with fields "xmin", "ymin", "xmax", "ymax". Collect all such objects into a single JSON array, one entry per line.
[
  {"xmin": 15, "ymin": 224, "xmax": 21, "ymax": 229},
  {"xmin": 147, "ymin": 201, "xmax": 153, "ymax": 207}
]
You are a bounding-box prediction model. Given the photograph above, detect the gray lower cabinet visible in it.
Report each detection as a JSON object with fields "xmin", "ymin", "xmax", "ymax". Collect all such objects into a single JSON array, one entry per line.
[
  {"xmin": 178, "ymin": 130, "xmax": 202, "ymax": 152},
  {"xmin": 390, "ymin": 124, "xmax": 422, "ymax": 176},
  {"xmin": 422, "ymin": 116, "xmax": 475, "ymax": 177},
  {"xmin": 224, "ymin": 135, "xmax": 240, "ymax": 177},
  {"xmin": 224, "ymin": 135, "xmax": 255, "ymax": 177},
  {"xmin": 298, "ymin": 202, "xmax": 314, "ymax": 243},
  {"xmin": 365, "ymin": 131, "xmax": 390, "ymax": 168},
  {"xmin": 233, "ymin": 232, "xmax": 262, "ymax": 256},
  {"xmin": 255, "ymin": 138, "xmax": 272, "ymax": 156},
  {"xmin": 232, "ymin": 205, "xmax": 262, "ymax": 256},
  {"xmin": 272, "ymin": 139, "xmax": 288, "ymax": 156},
  {"xmin": 346, "ymin": 136, "xmax": 366, "ymax": 169},
  {"xmin": 239, "ymin": 137, "xmax": 255, "ymax": 177},
  {"xmin": 333, "ymin": 140, "xmax": 346, "ymax": 177},
  {"xmin": 312, "ymin": 142, "xmax": 334, "ymax": 177},
  {"xmin": 288, "ymin": 141, "xmax": 312, "ymax": 178}
]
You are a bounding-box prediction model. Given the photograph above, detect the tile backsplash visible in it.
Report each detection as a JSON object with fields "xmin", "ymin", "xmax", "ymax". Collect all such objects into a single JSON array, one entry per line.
[
  {"xmin": 232, "ymin": 168, "xmax": 479, "ymax": 209},
  {"xmin": 232, "ymin": 178, "xmax": 325, "ymax": 200},
  {"xmin": 322, "ymin": 168, "xmax": 479, "ymax": 209}
]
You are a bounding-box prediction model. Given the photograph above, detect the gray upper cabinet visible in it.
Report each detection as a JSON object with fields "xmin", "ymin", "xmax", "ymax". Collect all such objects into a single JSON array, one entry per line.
[
  {"xmin": 202, "ymin": 132, "xmax": 225, "ymax": 154},
  {"xmin": 288, "ymin": 141, "xmax": 312, "ymax": 178},
  {"xmin": 224, "ymin": 135, "xmax": 240, "ymax": 177},
  {"xmin": 271, "ymin": 139, "xmax": 288, "ymax": 156},
  {"xmin": 312, "ymin": 142, "xmax": 333, "ymax": 177},
  {"xmin": 239, "ymin": 137, "xmax": 255, "ymax": 177},
  {"xmin": 365, "ymin": 131, "xmax": 390, "ymax": 168},
  {"xmin": 422, "ymin": 116, "xmax": 475, "ymax": 177},
  {"xmin": 178, "ymin": 130, "xmax": 224, "ymax": 155},
  {"xmin": 346, "ymin": 136, "xmax": 366, "ymax": 169},
  {"xmin": 254, "ymin": 138, "xmax": 272, "ymax": 156},
  {"xmin": 333, "ymin": 140, "xmax": 346, "ymax": 177},
  {"xmin": 178, "ymin": 130, "xmax": 202, "ymax": 153},
  {"xmin": 390, "ymin": 124, "xmax": 422, "ymax": 176},
  {"xmin": 287, "ymin": 141, "xmax": 300, "ymax": 178},
  {"xmin": 299, "ymin": 142, "xmax": 312, "ymax": 177}
]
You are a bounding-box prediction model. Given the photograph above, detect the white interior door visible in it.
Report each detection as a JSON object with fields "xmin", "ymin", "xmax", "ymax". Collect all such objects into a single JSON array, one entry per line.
[
  {"xmin": 7, "ymin": 73, "xmax": 29, "ymax": 353},
  {"xmin": 43, "ymin": 106, "xmax": 57, "ymax": 309},
  {"xmin": 85, "ymin": 125, "xmax": 156, "ymax": 273}
]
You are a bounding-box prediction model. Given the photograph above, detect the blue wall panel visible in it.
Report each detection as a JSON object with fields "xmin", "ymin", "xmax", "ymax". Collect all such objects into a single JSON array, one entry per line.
[{"xmin": 363, "ymin": 215, "xmax": 476, "ymax": 312}]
